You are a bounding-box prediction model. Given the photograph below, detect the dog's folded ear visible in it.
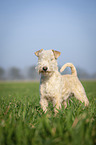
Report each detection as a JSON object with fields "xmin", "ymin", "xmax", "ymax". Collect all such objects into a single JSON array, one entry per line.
[
  {"xmin": 52, "ymin": 50, "xmax": 61, "ymax": 59},
  {"xmin": 35, "ymin": 49, "xmax": 43, "ymax": 57}
]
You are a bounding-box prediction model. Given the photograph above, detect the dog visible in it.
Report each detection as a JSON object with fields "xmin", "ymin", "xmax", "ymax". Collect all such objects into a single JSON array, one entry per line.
[{"xmin": 35, "ymin": 49, "xmax": 89, "ymax": 113}]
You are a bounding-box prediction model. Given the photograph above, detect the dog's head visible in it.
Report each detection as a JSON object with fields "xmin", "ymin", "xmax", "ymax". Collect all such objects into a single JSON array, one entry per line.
[{"xmin": 35, "ymin": 49, "xmax": 61, "ymax": 76}]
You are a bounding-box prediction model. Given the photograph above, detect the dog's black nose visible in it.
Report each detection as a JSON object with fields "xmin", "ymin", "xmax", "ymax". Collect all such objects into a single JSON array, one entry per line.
[{"xmin": 43, "ymin": 66, "xmax": 48, "ymax": 72}]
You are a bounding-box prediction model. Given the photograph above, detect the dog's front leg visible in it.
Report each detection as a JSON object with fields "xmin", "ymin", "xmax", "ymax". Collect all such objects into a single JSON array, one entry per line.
[
  {"xmin": 63, "ymin": 100, "xmax": 67, "ymax": 109},
  {"xmin": 53, "ymin": 98, "xmax": 61, "ymax": 114},
  {"xmin": 40, "ymin": 97, "xmax": 48, "ymax": 113}
]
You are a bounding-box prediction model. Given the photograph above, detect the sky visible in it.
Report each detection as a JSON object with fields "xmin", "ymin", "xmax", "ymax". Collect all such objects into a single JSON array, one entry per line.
[{"xmin": 0, "ymin": 0, "xmax": 96, "ymax": 74}]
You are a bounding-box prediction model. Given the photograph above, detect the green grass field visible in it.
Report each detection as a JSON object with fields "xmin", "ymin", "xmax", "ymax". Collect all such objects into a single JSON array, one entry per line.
[{"xmin": 0, "ymin": 81, "xmax": 96, "ymax": 145}]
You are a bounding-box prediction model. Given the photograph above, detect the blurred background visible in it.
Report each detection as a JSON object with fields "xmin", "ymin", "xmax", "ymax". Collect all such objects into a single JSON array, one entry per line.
[{"xmin": 0, "ymin": 0, "xmax": 96, "ymax": 80}]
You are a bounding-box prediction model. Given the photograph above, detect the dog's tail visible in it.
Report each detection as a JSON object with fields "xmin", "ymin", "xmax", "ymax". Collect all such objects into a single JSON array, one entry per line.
[{"xmin": 60, "ymin": 63, "xmax": 77, "ymax": 76}]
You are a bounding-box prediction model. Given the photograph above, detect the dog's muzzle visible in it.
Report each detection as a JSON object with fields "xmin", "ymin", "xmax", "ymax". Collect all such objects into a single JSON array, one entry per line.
[{"xmin": 39, "ymin": 66, "xmax": 52, "ymax": 74}]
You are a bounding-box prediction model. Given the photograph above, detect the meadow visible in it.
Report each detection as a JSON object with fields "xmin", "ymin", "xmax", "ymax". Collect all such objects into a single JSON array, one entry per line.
[{"xmin": 0, "ymin": 81, "xmax": 96, "ymax": 145}]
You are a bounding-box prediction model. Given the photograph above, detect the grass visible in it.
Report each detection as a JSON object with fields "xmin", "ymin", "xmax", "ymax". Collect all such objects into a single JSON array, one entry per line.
[{"xmin": 0, "ymin": 81, "xmax": 96, "ymax": 145}]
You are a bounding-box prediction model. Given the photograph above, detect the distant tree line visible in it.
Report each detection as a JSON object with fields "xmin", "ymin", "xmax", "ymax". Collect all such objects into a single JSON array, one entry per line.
[
  {"xmin": 0, "ymin": 66, "xmax": 96, "ymax": 80},
  {"xmin": 0, "ymin": 66, "xmax": 40, "ymax": 81}
]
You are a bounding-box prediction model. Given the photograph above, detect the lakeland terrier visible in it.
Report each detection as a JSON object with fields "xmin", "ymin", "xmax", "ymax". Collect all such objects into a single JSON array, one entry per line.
[{"xmin": 35, "ymin": 49, "xmax": 89, "ymax": 113}]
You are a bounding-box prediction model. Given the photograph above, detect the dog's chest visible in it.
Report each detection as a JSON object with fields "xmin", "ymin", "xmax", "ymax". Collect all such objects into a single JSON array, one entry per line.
[
  {"xmin": 40, "ymin": 74, "xmax": 61, "ymax": 98},
  {"xmin": 45, "ymin": 81, "xmax": 56, "ymax": 96}
]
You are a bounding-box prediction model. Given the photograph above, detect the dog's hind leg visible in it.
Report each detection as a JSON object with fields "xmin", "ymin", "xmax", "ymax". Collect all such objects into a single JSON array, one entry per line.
[{"xmin": 73, "ymin": 90, "xmax": 89, "ymax": 106}]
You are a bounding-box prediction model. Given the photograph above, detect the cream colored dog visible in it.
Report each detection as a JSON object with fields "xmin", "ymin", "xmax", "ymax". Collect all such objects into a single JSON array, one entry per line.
[{"xmin": 35, "ymin": 49, "xmax": 89, "ymax": 113}]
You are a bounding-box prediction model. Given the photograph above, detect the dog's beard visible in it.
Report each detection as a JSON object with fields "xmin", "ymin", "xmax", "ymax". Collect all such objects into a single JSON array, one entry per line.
[{"xmin": 39, "ymin": 69, "xmax": 54, "ymax": 76}]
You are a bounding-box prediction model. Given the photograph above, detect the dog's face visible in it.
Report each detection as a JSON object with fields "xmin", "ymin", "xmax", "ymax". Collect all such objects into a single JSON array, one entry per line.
[{"xmin": 35, "ymin": 49, "xmax": 61, "ymax": 76}]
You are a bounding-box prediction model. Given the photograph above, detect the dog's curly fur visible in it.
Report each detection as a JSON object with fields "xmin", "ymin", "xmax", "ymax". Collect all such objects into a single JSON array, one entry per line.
[{"xmin": 35, "ymin": 49, "xmax": 89, "ymax": 113}]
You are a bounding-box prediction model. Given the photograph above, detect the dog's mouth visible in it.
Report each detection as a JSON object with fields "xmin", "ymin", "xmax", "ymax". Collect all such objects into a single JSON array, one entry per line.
[{"xmin": 39, "ymin": 70, "xmax": 52, "ymax": 74}]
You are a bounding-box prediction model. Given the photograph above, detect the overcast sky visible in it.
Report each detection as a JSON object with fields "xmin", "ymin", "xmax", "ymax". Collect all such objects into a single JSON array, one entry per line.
[{"xmin": 0, "ymin": 0, "xmax": 96, "ymax": 74}]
